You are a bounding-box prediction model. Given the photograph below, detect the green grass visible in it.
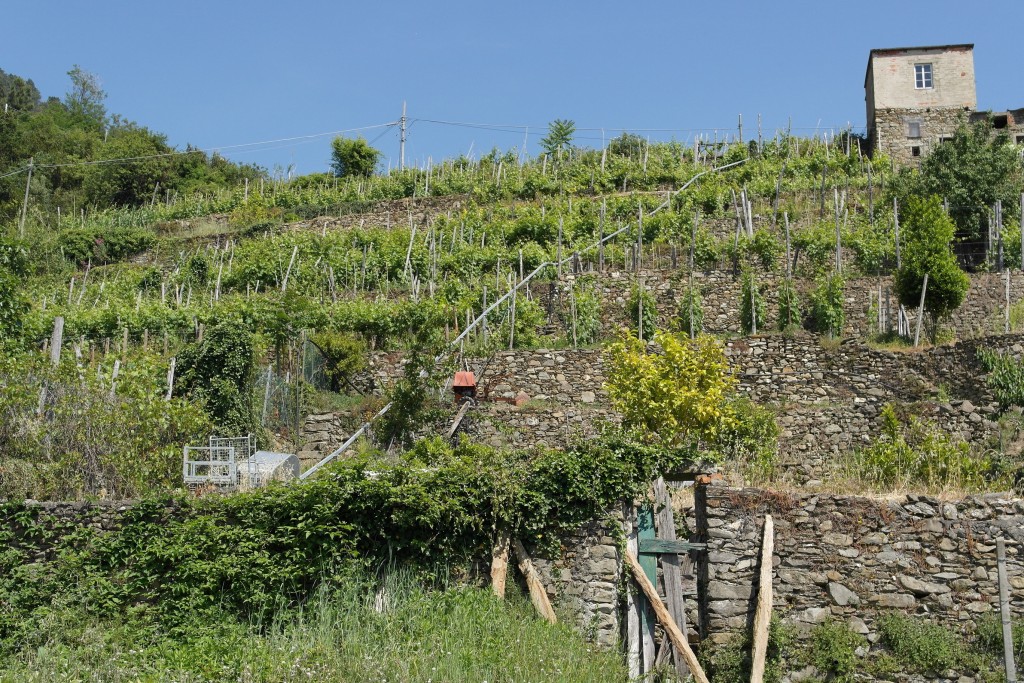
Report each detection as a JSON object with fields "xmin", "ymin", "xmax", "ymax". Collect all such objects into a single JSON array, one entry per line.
[{"xmin": 0, "ymin": 574, "xmax": 627, "ymax": 683}]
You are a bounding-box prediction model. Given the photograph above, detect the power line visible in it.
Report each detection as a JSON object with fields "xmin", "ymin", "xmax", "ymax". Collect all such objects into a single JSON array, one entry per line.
[{"xmin": 3, "ymin": 121, "xmax": 399, "ymax": 173}]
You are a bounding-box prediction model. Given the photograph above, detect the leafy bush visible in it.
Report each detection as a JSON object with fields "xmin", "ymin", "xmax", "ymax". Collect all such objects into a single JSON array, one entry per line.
[
  {"xmin": 570, "ymin": 279, "xmax": 601, "ymax": 345},
  {"xmin": 750, "ymin": 227, "xmax": 782, "ymax": 271},
  {"xmin": 810, "ymin": 273, "xmax": 845, "ymax": 337},
  {"xmin": 177, "ymin": 317, "xmax": 260, "ymax": 437},
  {"xmin": 893, "ymin": 196, "xmax": 969, "ymax": 339},
  {"xmin": 878, "ymin": 613, "xmax": 963, "ymax": 674},
  {"xmin": 777, "ymin": 278, "xmax": 801, "ymax": 332},
  {"xmin": 57, "ymin": 226, "xmax": 154, "ymax": 264},
  {"xmin": 310, "ymin": 331, "xmax": 367, "ymax": 393},
  {"xmin": 739, "ymin": 269, "xmax": 767, "ymax": 334},
  {"xmin": 808, "ymin": 619, "xmax": 865, "ymax": 683},
  {"xmin": 703, "ymin": 615, "xmax": 792, "ymax": 683},
  {"xmin": 677, "ymin": 285, "xmax": 704, "ymax": 337},
  {"xmin": 978, "ymin": 349, "xmax": 1024, "ymax": 410},
  {"xmin": 626, "ymin": 284, "xmax": 657, "ymax": 341}
]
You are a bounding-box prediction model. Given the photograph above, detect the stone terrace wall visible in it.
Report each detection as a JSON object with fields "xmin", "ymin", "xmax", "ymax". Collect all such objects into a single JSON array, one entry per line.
[
  {"xmin": 574, "ymin": 269, "xmax": 1023, "ymax": 341},
  {"xmin": 696, "ymin": 482, "xmax": 1024, "ymax": 673},
  {"xmin": 344, "ymin": 334, "xmax": 1022, "ymax": 481}
]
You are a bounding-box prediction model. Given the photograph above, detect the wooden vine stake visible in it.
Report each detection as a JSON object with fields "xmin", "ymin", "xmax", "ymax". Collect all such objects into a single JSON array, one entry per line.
[
  {"xmin": 997, "ymin": 538, "xmax": 1017, "ymax": 683},
  {"xmin": 491, "ymin": 533, "xmax": 510, "ymax": 599},
  {"xmin": 624, "ymin": 550, "xmax": 709, "ymax": 683},
  {"xmin": 512, "ymin": 539, "xmax": 557, "ymax": 623},
  {"xmin": 750, "ymin": 514, "xmax": 775, "ymax": 683}
]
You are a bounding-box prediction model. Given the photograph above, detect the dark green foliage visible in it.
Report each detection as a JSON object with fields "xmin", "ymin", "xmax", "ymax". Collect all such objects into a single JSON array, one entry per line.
[
  {"xmin": 978, "ymin": 349, "xmax": 1024, "ymax": 410},
  {"xmin": 739, "ymin": 269, "xmax": 766, "ymax": 334},
  {"xmin": 83, "ymin": 125, "xmax": 173, "ymax": 206},
  {"xmin": 183, "ymin": 252, "xmax": 209, "ymax": 285},
  {"xmin": 808, "ymin": 619, "xmax": 865, "ymax": 683},
  {"xmin": 57, "ymin": 225, "xmax": 154, "ymax": 264},
  {"xmin": 975, "ymin": 614, "xmax": 1024, "ymax": 665},
  {"xmin": 777, "ymin": 277, "xmax": 801, "ymax": 331},
  {"xmin": 703, "ymin": 615, "xmax": 792, "ymax": 683},
  {"xmin": 0, "ymin": 69, "xmax": 40, "ymax": 112},
  {"xmin": 540, "ymin": 119, "xmax": 576, "ymax": 158},
  {"xmin": 809, "ymin": 273, "xmax": 845, "ymax": 337},
  {"xmin": 331, "ymin": 136, "xmax": 381, "ymax": 178},
  {"xmin": 877, "ymin": 613, "xmax": 964, "ymax": 674},
  {"xmin": 750, "ymin": 228, "xmax": 782, "ymax": 271},
  {"xmin": 626, "ymin": 284, "xmax": 657, "ymax": 341},
  {"xmin": 570, "ymin": 279, "xmax": 601, "ymax": 345},
  {"xmin": 677, "ymin": 285, "xmax": 704, "ymax": 337},
  {"xmin": 893, "ymin": 196, "xmax": 969, "ymax": 336},
  {"xmin": 177, "ymin": 318, "xmax": 260, "ymax": 437},
  {"xmin": 0, "ymin": 432, "xmax": 693, "ymax": 653},
  {"xmin": 310, "ymin": 331, "xmax": 367, "ymax": 392},
  {"xmin": 915, "ymin": 119, "xmax": 1023, "ymax": 241}
]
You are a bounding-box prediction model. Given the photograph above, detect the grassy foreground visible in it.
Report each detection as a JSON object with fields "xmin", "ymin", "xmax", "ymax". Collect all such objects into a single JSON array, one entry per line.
[{"xmin": 0, "ymin": 574, "xmax": 627, "ymax": 683}]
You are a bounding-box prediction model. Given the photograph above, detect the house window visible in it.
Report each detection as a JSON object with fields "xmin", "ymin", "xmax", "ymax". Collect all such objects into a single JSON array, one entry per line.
[
  {"xmin": 993, "ymin": 115, "xmax": 1008, "ymax": 129},
  {"xmin": 907, "ymin": 121, "xmax": 921, "ymax": 139},
  {"xmin": 1016, "ymin": 135, "xmax": 1024, "ymax": 145},
  {"xmin": 915, "ymin": 63, "xmax": 933, "ymax": 89},
  {"xmin": 911, "ymin": 146, "xmax": 921, "ymax": 157}
]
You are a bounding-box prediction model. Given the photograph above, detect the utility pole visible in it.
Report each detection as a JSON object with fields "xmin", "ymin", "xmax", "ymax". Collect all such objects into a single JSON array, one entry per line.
[
  {"xmin": 400, "ymin": 101, "xmax": 407, "ymax": 170},
  {"xmin": 19, "ymin": 157, "xmax": 33, "ymax": 238}
]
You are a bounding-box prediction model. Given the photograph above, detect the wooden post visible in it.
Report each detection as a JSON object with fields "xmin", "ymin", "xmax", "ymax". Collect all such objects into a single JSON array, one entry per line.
[
  {"xmin": 914, "ymin": 274, "xmax": 929, "ymax": 347},
  {"xmin": 19, "ymin": 157, "xmax": 33, "ymax": 238},
  {"xmin": 997, "ymin": 538, "xmax": 1017, "ymax": 683},
  {"xmin": 491, "ymin": 534, "xmax": 510, "ymax": 599},
  {"xmin": 654, "ymin": 478, "xmax": 689, "ymax": 678},
  {"xmin": 784, "ymin": 212, "xmax": 792, "ymax": 278},
  {"xmin": 512, "ymin": 539, "xmax": 557, "ymax": 624},
  {"xmin": 1007, "ymin": 270, "xmax": 1012, "ymax": 334},
  {"xmin": 281, "ymin": 245, "xmax": 298, "ymax": 293},
  {"xmin": 750, "ymin": 515, "xmax": 775, "ymax": 683},
  {"xmin": 626, "ymin": 508, "xmax": 641, "ymax": 678},
  {"xmin": 165, "ymin": 357, "xmax": 176, "ymax": 401},
  {"xmin": 624, "ymin": 551, "xmax": 710, "ymax": 683},
  {"xmin": 49, "ymin": 316, "xmax": 64, "ymax": 367},
  {"xmin": 557, "ymin": 217, "xmax": 563, "ymax": 277}
]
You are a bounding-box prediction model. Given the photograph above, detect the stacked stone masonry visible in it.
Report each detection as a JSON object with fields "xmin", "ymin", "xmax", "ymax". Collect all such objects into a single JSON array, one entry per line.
[
  {"xmin": 697, "ymin": 482, "xmax": 1024, "ymax": 675},
  {"xmin": 313, "ymin": 334, "xmax": 1024, "ymax": 482}
]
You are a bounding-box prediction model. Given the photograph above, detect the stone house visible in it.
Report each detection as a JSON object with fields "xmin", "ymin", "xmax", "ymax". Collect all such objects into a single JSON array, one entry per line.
[{"xmin": 865, "ymin": 43, "xmax": 1024, "ymax": 166}]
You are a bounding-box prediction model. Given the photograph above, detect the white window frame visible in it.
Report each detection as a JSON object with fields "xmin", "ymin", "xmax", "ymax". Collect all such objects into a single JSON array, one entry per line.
[{"xmin": 915, "ymin": 63, "xmax": 933, "ymax": 89}]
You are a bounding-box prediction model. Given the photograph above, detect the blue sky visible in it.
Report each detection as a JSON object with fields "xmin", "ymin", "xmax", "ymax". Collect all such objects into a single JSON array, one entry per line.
[{"xmin": 5, "ymin": 0, "xmax": 1022, "ymax": 175}]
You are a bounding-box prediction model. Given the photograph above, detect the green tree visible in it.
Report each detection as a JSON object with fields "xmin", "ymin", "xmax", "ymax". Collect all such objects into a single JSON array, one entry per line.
[
  {"xmin": 540, "ymin": 119, "xmax": 575, "ymax": 158},
  {"xmin": 64, "ymin": 65, "xmax": 107, "ymax": 128},
  {"xmin": 777, "ymin": 278, "xmax": 801, "ymax": 332},
  {"xmin": 331, "ymin": 136, "xmax": 381, "ymax": 178},
  {"xmin": 605, "ymin": 330, "xmax": 738, "ymax": 446},
  {"xmin": 82, "ymin": 124, "xmax": 172, "ymax": 206},
  {"xmin": 177, "ymin": 318, "xmax": 260, "ymax": 437},
  {"xmin": 0, "ymin": 69, "xmax": 40, "ymax": 112},
  {"xmin": 894, "ymin": 196, "xmax": 969, "ymax": 339},
  {"xmin": 912, "ymin": 118, "xmax": 1022, "ymax": 242}
]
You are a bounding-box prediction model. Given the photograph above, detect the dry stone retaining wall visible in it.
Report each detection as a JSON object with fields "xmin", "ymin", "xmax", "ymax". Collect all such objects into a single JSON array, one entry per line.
[{"xmin": 696, "ymin": 482, "xmax": 1024, "ymax": 668}]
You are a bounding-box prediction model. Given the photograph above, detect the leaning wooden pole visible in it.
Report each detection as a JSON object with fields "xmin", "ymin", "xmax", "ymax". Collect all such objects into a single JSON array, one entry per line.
[
  {"xmin": 750, "ymin": 514, "xmax": 775, "ymax": 683},
  {"xmin": 513, "ymin": 539, "xmax": 557, "ymax": 623},
  {"xmin": 997, "ymin": 538, "xmax": 1017, "ymax": 683},
  {"xmin": 624, "ymin": 550, "xmax": 710, "ymax": 683}
]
